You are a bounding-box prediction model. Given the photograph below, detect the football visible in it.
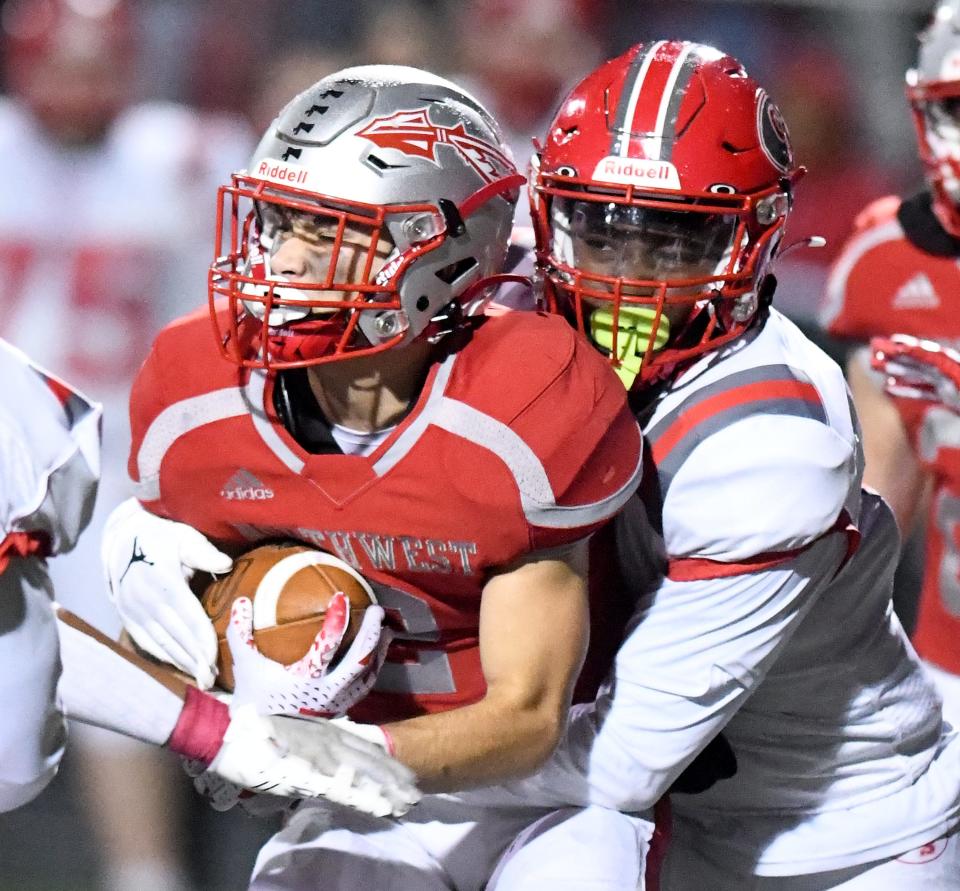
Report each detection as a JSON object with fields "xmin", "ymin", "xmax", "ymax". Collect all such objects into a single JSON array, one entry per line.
[{"xmin": 199, "ymin": 541, "xmax": 376, "ymax": 692}]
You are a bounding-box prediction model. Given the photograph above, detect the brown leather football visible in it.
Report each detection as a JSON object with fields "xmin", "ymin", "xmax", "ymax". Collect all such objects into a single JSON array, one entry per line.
[{"xmin": 199, "ymin": 542, "xmax": 375, "ymax": 692}]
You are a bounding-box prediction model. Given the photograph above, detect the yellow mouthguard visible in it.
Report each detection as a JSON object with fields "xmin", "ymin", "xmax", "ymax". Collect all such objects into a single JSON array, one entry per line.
[{"xmin": 589, "ymin": 306, "xmax": 671, "ymax": 389}]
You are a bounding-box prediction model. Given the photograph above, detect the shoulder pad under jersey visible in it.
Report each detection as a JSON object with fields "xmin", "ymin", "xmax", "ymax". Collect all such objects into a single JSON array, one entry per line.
[
  {"xmin": 820, "ymin": 196, "xmax": 906, "ymax": 338},
  {"xmin": 645, "ymin": 312, "xmax": 859, "ymax": 563},
  {"xmin": 437, "ymin": 312, "xmax": 643, "ymax": 540},
  {"xmin": 819, "ymin": 192, "xmax": 960, "ymax": 345},
  {"xmin": 0, "ymin": 341, "xmax": 100, "ymax": 555}
]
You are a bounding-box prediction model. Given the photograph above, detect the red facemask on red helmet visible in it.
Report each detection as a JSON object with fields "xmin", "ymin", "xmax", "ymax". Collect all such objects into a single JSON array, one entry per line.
[{"xmin": 531, "ymin": 40, "xmax": 801, "ymax": 388}]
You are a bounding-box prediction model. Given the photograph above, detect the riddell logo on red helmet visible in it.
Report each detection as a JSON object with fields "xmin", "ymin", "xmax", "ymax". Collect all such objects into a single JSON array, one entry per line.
[{"xmin": 592, "ymin": 157, "xmax": 681, "ymax": 189}]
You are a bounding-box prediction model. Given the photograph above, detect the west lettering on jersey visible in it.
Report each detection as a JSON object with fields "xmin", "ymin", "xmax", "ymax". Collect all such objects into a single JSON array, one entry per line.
[{"xmin": 236, "ymin": 525, "xmax": 479, "ymax": 576}]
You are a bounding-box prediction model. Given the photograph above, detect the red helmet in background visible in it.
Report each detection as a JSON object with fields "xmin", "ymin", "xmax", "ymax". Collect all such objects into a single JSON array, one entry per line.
[
  {"xmin": 531, "ymin": 40, "xmax": 801, "ymax": 388},
  {"xmin": 1, "ymin": 0, "xmax": 137, "ymax": 145},
  {"xmin": 906, "ymin": 0, "xmax": 960, "ymax": 237}
]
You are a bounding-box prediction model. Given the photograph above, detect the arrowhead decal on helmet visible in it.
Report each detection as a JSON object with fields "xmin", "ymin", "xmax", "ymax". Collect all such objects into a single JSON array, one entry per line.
[{"xmin": 356, "ymin": 109, "xmax": 517, "ymax": 185}]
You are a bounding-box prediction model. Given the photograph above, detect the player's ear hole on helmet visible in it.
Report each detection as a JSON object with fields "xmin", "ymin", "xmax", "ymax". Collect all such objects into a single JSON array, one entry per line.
[{"xmin": 435, "ymin": 257, "xmax": 479, "ymax": 285}]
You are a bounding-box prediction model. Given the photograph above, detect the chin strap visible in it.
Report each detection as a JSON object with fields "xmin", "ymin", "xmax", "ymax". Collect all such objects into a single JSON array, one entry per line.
[{"xmin": 458, "ymin": 174, "xmax": 527, "ymax": 220}]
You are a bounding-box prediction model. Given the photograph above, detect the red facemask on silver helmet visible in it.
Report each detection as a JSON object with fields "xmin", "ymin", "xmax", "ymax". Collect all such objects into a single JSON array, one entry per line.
[
  {"xmin": 209, "ymin": 64, "xmax": 523, "ymax": 370},
  {"xmin": 907, "ymin": 0, "xmax": 960, "ymax": 237},
  {"xmin": 531, "ymin": 40, "xmax": 801, "ymax": 388}
]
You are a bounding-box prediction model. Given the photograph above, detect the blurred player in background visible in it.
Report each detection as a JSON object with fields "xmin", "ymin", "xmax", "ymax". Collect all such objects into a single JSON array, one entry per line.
[
  {"xmin": 0, "ymin": 1, "xmax": 252, "ymax": 888},
  {"xmin": 447, "ymin": 40, "xmax": 959, "ymax": 889},
  {"xmin": 820, "ymin": 0, "xmax": 960, "ymax": 727},
  {"xmin": 0, "ymin": 337, "xmax": 413, "ymax": 820},
  {"xmin": 768, "ymin": 45, "xmax": 901, "ymax": 325},
  {"xmin": 99, "ymin": 63, "xmax": 641, "ymax": 889},
  {"xmin": 451, "ymin": 0, "xmax": 604, "ymax": 229}
]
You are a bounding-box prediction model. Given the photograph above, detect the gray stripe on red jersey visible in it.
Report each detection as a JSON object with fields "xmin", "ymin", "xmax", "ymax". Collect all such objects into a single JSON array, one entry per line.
[
  {"xmin": 430, "ymin": 396, "xmax": 643, "ymax": 529},
  {"xmin": 376, "ymin": 352, "xmax": 643, "ymax": 530},
  {"xmin": 134, "ymin": 351, "xmax": 642, "ymax": 530},
  {"xmin": 372, "ymin": 355, "xmax": 455, "ymax": 477},
  {"xmin": 134, "ymin": 388, "xmax": 253, "ymax": 502}
]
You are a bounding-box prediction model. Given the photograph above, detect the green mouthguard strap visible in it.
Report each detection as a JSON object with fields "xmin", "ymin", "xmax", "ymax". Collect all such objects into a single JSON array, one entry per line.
[{"xmin": 589, "ymin": 306, "xmax": 670, "ymax": 389}]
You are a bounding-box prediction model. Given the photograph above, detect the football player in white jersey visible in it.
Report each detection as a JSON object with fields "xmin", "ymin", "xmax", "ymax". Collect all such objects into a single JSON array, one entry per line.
[
  {"xmin": 447, "ymin": 41, "xmax": 960, "ymax": 890},
  {"xmin": 0, "ymin": 2, "xmax": 253, "ymax": 887},
  {"xmin": 0, "ymin": 337, "xmax": 415, "ymax": 819}
]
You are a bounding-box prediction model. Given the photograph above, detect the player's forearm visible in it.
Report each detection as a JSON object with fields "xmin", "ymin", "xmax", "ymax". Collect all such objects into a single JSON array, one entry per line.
[
  {"xmin": 384, "ymin": 687, "xmax": 566, "ymax": 792},
  {"xmin": 55, "ymin": 606, "xmax": 226, "ymax": 760},
  {"xmin": 467, "ymin": 530, "xmax": 852, "ymax": 812},
  {"xmin": 385, "ymin": 553, "xmax": 588, "ymax": 792}
]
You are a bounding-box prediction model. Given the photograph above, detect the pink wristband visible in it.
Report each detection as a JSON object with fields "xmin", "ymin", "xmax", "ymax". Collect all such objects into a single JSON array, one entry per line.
[
  {"xmin": 381, "ymin": 725, "xmax": 397, "ymax": 757},
  {"xmin": 167, "ymin": 687, "xmax": 231, "ymax": 765}
]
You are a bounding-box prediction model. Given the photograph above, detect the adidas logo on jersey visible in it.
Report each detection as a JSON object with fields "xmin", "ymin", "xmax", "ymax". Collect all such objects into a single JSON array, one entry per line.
[
  {"xmin": 221, "ymin": 470, "xmax": 274, "ymax": 501},
  {"xmin": 892, "ymin": 273, "xmax": 941, "ymax": 310}
]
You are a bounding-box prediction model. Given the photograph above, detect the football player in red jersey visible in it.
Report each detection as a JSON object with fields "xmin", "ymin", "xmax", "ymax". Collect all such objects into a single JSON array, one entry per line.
[
  {"xmin": 100, "ymin": 65, "xmax": 642, "ymax": 889},
  {"xmin": 820, "ymin": 0, "xmax": 960, "ymax": 730},
  {"xmin": 440, "ymin": 41, "xmax": 960, "ymax": 890},
  {"xmin": 0, "ymin": 337, "xmax": 414, "ymax": 818}
]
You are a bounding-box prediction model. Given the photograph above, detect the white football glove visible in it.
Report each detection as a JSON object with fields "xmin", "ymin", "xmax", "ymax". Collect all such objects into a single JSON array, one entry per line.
[
  {"xmin": 182, "ymin": 756, "xmax": 295, "ymax": 817},
  {"xmin": 209, "ymin": 705, "xmax": 417, "ymax": 818},
  {"xmin": 102, "ymin": 497, "xmax": 232, "ymax": 688},
  {"xmin": 871, "ymin": 334, "xmax": 960, "ymax": 414},
  {"xmin": 227, "ymin": 594, "xmax": 392, "ymax": 718}
]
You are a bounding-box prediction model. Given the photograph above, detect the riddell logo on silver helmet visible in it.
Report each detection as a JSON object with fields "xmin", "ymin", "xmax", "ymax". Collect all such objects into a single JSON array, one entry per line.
[
  {"xmin": 256, "ymin": 159, "xmax": 309, "ymax": 186},
  {"xmin": 592, "ymin": 157, "xmax": 682, "ymax": 189}
]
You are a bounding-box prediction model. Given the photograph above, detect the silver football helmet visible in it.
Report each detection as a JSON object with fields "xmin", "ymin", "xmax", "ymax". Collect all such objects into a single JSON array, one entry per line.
[
  {"xmin": 907, "ymin": 0, "xmax": 960, "ymax": 236},
  {"xmin": 209, "ymin": 64, "xmax": 523, "ymax": 369}
]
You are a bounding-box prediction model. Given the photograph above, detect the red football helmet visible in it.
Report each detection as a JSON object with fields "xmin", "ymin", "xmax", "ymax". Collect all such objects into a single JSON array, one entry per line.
[
  {"xmin": 906, "ymin": 0, "xmax": 960, "ymax": 237},
  {"xmin": 531, "ymin": 40, "xmax": 801, "ymax": 387},
  {"xmin": 1, "ymin": 0, "xmax": 136, "ymax": 145}
]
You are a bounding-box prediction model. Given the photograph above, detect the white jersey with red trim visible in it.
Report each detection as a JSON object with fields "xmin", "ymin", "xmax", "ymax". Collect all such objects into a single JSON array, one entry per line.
[
  {"xmin": 0, "ymin": 97, "xmax": 251, "ymax": 411},
  {"xmin": 0, "ymin": 338, "xmax": 100, "ymax": 566},
  {"xmin": 0, "ymin": 338, "xmax": 100, "ymax": 811},
  {"xmin": 452, "ymin": 309, "xmax": 958, "ymax": 876},
  {"xmin": 642, "ymin": 307, "xmax": 862, "ymax": 571}
]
